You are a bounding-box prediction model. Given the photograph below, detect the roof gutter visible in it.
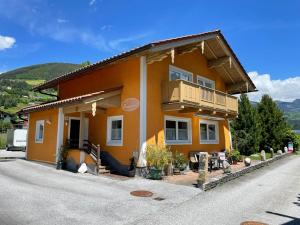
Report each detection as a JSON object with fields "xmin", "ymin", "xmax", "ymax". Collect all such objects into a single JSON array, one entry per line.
[{"xmin": 38, "ymin": 89, "xmax": 58, "ymax": 98}]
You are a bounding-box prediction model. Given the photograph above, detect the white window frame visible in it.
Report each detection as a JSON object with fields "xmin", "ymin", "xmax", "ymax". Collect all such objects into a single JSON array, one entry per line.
[
  {"xmin": 35, "ymin": 120, "xmax": 44, "ymax": 144},
  {"xmin": 199, "ymin": 120, "xmax": 219, "ymax": 144},
  {"xmin": 169, "ymin": 65, "xmax": 193, "ymax": 82},
  {"xmin": 197, "ymin": 75, "xmax": 215, "ymax": 89},
  {"xmin": 164, "ymin": 116, "xmax": 192, "ymax": 145},
  {"xmin": 106, "ymin": 115, "xmax": 123, "ymax": 146}
]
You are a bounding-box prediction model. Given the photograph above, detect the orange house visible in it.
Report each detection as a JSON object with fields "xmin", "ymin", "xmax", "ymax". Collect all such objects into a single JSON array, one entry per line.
[{"xmin": 19, "ymin": 30, "xmax": 256, "ymax": 172}]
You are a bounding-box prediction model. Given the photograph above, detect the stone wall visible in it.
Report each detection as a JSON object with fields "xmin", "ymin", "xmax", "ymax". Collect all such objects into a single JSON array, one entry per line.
[{"xmin": 202, "ymin": 153, "xmax": 290, "ymax": 191}]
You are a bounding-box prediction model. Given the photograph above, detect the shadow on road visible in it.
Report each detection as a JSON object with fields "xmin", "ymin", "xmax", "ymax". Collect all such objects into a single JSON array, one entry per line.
[{"xmin": 266, "ymin": 211, "xmax": 300, "ymax": 225}]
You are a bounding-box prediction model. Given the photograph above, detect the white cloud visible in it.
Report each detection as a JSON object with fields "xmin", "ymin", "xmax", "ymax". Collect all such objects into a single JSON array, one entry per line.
[
  {"xmin": 89, "ymin": 0, "xmax": 96, "ymax": 6},
  {"xmin": 108, "ymin": 32, "xmax": 152, "ymax": 50},
  {"xmin": 57, "ymin": 18, "xmax": 68, "ymax": 23},
  {"xmin": 0, "ymin": 1, "xmax": 152, "ymax": 52},
  {"xmin": 0, "ymin": 35, "xmax": 16, "ymax": 50},
  {"xmin": 247, "ymin": 71, "xmax": 300, "ymax": 102}
]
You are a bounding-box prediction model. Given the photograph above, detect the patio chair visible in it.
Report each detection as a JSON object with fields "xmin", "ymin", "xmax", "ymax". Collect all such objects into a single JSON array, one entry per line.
[{"xmin": 218, "ymin": 151, "xmax": 226, "ymax": 168}]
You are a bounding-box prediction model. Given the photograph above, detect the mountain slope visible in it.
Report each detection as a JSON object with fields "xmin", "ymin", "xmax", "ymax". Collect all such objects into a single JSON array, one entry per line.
[
  {"xmin": 0, "ymin": 63, "xmax": 80, "ymax": 81},
  {"xmin": 0, "ymin": 62, "xmax": 82, "ymax": 115},
  {"xmin": 252, "ymin": 99, "xmax": 300, "ymax": 130}
]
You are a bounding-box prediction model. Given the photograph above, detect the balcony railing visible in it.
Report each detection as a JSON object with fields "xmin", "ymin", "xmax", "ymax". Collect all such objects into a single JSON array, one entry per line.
[{"xmin": 162, "ymin": 80, "xmax": 238, "ymax": 114}]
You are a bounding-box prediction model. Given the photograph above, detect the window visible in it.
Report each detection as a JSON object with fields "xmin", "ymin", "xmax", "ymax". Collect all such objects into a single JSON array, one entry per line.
[
  {"xmin": 169, "ymin": 65, "xmax": 193, "ymax": 82},
  {"xmin": 199, "ymin": 120, "xmax": 219, "ymax": 144},
  {"xmin": 165, "ymin": 116, "xmax": 191, "ymax": 144},
  {"xmin": 35, "ymin": 120, "xmax": 44, "ymax": 143},
  {"xmin": 107, "ymin": 116, "xmax": 123, "ymax": 146},
  {"xmin": 197, "ymin": 75, "xmax": 215, "ymax": 89}
]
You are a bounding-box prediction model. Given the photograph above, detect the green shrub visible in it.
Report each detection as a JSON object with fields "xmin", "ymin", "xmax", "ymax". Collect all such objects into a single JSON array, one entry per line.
[
  {"xmin": 173, "ymin": 151, "xmax": 187, "ymax": 170},
  {"xmin": 230, "ymin": 150, "xmax": 240, "ymax": 162},
  {"xmin": 146, "ymin": 144, "xmax": 171, "ymax": 170},
  {"xmin": 0, "ymin": 133, "xmax": 7, "ymax": 149}
]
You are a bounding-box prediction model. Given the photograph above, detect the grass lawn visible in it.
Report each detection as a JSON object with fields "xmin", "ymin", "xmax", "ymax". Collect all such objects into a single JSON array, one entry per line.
[
  {"xmin": 25, "ymin": 79, "xmax": 45, "ymax": 86},
  {"xmin": 0, "ymin": 103, "xmax": 28, "ymax": 114},
  {"xmin": 0, "ymin": 133, "xmax": 7, "ymax": 149},
  {"xmin": 249, "ymin": 152, "xmax": 272, "ymax": 161}
]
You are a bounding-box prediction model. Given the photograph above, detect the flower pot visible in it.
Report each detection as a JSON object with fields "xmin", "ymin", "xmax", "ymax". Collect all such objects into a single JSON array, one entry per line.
[
  {"xmin": 149, "ymin": 168, "xmax": 162, "ymax": 180},
  {"xmin": 232, "ymin": 160, "xmax": 238, "ymax": 165}
]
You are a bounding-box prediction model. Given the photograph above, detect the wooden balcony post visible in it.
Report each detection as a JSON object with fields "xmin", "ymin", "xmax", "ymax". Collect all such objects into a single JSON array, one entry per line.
[
  {"xmin": 179, "ymin": 80, "xmax": 183, "ymax": 102},
  {"xmin": 213, "ymin": 89, "xmax": 216, "ymax": 108},
  {"xmin": 96, "ymin": 144, "xmax": 100, "ymax": 175}
]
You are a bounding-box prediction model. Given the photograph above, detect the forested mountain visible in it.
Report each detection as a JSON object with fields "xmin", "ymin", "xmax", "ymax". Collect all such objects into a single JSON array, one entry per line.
[
  {"xmin": 0, "ymin": 63, "xmax": 81, "ymax": 114},
  {"xmin": 0, "ymin": 63, "xmax": 80, "ymax": 80}
]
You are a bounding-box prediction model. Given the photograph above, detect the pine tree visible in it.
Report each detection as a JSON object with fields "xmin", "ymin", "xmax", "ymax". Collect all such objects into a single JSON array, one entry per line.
[
  {"xmin": 231, "ymin": 94, "xmax": 261, "ymax": 155},
  {"xmin": 257, "ymin": 95, "xmax": 288, "ymax": 151}
]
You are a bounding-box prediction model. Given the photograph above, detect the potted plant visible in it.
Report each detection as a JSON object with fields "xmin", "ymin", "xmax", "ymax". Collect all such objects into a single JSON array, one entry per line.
[
  {"xmin": 173, "ymin": 151, "xmax": 187, "ymax": 175},
  {"xmin": 230, "ymin": 150, "xmax": 240, "ymax": 165},
  {"xmin": 56, "ymin": 145, "xmax": 69, "ymax": 170},
  {"xmin": 146, "ymin": 144, "xmax": 171, "ymax": 180}
]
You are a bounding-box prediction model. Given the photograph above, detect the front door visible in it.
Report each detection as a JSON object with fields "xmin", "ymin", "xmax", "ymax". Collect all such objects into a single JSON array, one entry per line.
[
  {"xmin": 69, "ymin": 119, "xmax": 80, "ymax": 148},
  {"xmin": 68, "ymin": 118, "xmax": 89, "ymax": 148}
]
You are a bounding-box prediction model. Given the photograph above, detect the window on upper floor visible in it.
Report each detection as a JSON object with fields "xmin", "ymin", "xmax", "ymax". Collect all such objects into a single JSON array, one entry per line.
[
  {"xmin": 197, "ymin": 75, "xmax": 215, "ymax": 89},
  {"xmin": 169, "ymin": 65, "xmax": 193, "ymax": 82}
]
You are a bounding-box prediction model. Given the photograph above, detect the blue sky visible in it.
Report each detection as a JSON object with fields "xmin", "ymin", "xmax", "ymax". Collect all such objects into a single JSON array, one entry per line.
[{"xmin": 0, "ymin": 0, "xmax": 300, "ymax": 101}]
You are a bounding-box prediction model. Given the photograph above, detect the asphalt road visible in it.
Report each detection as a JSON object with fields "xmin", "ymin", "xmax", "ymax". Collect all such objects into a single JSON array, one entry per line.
[{"xmin": 0, "ymin": 154, "xmax": 299, "ymax": 225}]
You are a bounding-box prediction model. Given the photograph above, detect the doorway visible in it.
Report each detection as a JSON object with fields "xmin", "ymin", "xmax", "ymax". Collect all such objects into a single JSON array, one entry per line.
[{"xmin": 68, "ymin": 117, "xmax": 89, "ymax": 148}]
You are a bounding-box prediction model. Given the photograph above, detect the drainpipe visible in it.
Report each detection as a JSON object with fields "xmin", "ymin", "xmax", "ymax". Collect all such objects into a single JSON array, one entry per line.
[{"xmin": 137, "ymin": 56, "xmax": 147, "ymax": 169}]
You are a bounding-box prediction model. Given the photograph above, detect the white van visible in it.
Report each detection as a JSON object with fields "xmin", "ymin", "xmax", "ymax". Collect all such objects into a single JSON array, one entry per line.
[{"xmin": 6, "ymin": 129, "xmax": 27, "ymax": 151}]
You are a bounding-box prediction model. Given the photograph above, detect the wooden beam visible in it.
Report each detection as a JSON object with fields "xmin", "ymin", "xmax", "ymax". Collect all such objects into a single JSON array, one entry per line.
[
  {"xmin": 208, "ymin": 56, "xmax": 230, "ymax": 69},
  {"xmin": 146, "ymin": 50, "xmax": 170, "ymax": 64},
  {"xmin": 63, "ymin": 104, "xmax": 106, "ymax": 114},
  {"xmin": 162, "ymin": 104, "xmax": 185, "ymax": 111},
  {"xmin": 226, "ymin": 81, "xmax": 248, "ymax": 92}
]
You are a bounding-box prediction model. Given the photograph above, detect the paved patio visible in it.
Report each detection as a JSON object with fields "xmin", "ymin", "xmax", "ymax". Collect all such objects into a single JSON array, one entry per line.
[{"xmin": 163, "ymin": 161, "xmax": 260, "ymax": 187}]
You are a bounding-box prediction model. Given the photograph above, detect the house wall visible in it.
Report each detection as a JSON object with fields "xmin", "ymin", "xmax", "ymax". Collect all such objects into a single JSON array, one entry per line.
[
  {"xmin": 59, "ymin": 58, "xmax": 141, "ymax": 165},
  {"xmin": 146, "ymin": 50, "xmax": 231, "ymax": 157},
  {"xmin": 26, "ymin": 50, "xmax": 232, "ymax": 166},
  {"xmin": 27, "ymin": 108, "xmax": 58, "ymax": 164}
]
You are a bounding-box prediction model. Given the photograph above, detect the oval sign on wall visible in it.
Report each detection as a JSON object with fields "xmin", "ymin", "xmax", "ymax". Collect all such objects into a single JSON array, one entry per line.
[{"xmin": 122, "ymin": 98, "xmax": 140, "ymax": 112}]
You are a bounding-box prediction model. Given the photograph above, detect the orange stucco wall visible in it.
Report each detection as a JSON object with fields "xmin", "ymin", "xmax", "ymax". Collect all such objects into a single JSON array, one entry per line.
[
  {"xmin": 146, "ymin": 50, "xmax": 231, "ymax": 157},
  {"xmin": 27, "ymin": 108, "xmax": 58, "ymax": 164},
  {"xmin": 59, "ymin": 58, "xmax": 140, "ymax": 165},
  {"xmin": 27, "ymin": 49, "xmax": 232, "ymax": 166}
]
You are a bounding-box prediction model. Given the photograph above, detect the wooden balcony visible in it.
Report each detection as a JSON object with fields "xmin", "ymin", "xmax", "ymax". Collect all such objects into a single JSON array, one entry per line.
[{"xmin": 162, "ymin": 80, "xmax": 238, "ymax": 116}]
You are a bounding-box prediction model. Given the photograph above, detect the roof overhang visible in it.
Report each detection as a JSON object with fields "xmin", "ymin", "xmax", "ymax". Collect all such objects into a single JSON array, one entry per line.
[
  {"xmin": 19, "ymin": 86, "xmax": 122, "ymax": 114},
  {"xmin": 33, "ymin": 30, "xmax": 256, "ymax": 94}
]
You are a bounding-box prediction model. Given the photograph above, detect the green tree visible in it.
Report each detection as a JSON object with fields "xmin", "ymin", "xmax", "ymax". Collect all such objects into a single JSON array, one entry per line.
[
  {"xmin": 231, "ymin": 94, "xmax": 261, "ymax": 155},
  {"xmin": 257, "ymin": 95, "xmax": 288, "ymax": 151},
  {"xmin": 80, "ymin": 61, "xmax": 92, "ymax": 67}
]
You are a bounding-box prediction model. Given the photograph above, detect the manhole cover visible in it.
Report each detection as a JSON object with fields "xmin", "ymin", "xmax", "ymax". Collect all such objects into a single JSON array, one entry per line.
[
  {"xmin": 153, "ymin": 197, "xmax": 165, "ymax": 201},
  {"xmin": 130, "ymin": 190, "xmax": 153, "ymax": 197},
  {"xmin": 241, "ymin": 221, "xmax": 269, "ymax": 225}
]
